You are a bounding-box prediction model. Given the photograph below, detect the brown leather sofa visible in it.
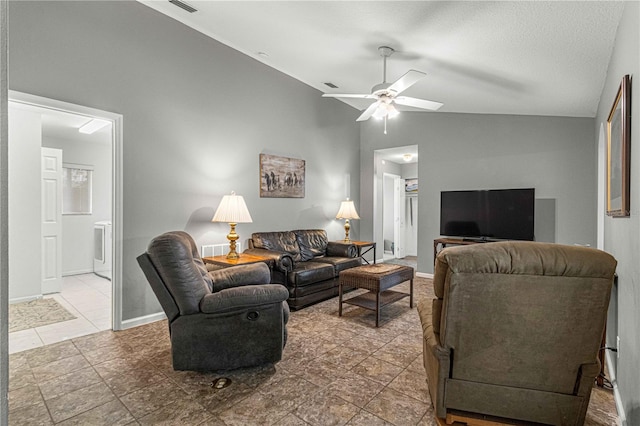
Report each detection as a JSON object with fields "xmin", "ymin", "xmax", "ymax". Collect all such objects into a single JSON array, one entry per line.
[
  {"xmin": 418, "ymin": 241, "xmax": 617, "ymax": 425},
  {"xmin": 244, "ymin": 229, "xmax": 361, "ymax": 310}
]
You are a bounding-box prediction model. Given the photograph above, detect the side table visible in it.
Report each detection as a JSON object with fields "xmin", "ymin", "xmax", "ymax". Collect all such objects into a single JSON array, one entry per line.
[
  {"xmin": 335, "ymin": 241, "xmax": 376, "ymax": 264},
  {"xmin": 203, "ymin": 253, "xmax": 270, "ymax": 268}
]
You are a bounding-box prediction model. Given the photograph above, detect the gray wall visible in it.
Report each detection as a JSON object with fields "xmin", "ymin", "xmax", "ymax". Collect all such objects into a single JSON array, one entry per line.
[
  {"xmin": 8, "ymin": 1, "xmax": 360, "ymax": 321},
  {"xmin": 596, "ymin": 2, "xmax": 640, "ymax": 422},
  {"xmin": 360, "ymin": 113, "xmax": 596, "ymax": 274}
]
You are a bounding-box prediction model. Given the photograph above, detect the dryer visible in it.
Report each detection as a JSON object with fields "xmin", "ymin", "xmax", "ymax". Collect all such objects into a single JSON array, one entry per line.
[{"xmin": 94, "ymin": 221, "xmax": 112, "ymax": 280}]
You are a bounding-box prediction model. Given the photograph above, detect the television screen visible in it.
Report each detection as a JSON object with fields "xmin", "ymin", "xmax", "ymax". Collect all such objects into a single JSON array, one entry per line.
[{"xmin": 440, "ymin": 188, "xmax": 535, "ymax": 241}]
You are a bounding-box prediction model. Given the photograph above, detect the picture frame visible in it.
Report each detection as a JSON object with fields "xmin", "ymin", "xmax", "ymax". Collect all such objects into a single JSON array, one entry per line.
[
  {"xmin": 405, "ymin": 178, "xmax": 418, "ymax": 193},
  {"xmin": 259, "ymin": 153, "xmax": 305, "ymax": 198},
  {"xmin": 606, "ymin": 75, "xmax": 631, "ymax": 217}
]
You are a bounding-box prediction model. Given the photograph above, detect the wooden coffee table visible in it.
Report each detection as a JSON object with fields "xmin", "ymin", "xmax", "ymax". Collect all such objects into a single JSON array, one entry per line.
[{"xmin": 338, "ymin": 264, "xmax": 414, "ymax": 327}]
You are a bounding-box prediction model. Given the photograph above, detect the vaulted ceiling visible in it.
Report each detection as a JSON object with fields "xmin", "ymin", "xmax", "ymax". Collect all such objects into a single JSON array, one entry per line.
[{"xmin": 140, "ymin": 1, "xmax": 624, "ymax": 118}]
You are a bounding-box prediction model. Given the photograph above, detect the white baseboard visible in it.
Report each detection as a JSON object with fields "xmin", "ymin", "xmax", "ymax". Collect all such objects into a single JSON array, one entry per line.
[
  {"xmin": 119, "ymin": 311, "xmax": 166, "ymax": 330},
  {"xmin": 605, "ymin": 349, "xmax": 626, "ymax": 425},
  {"xmin": 9, "ymin": 295, "xmax": 43, "ymax": 304},
  {"xmin": 62, "ymin": 269, "xmax": 94, "ymax": 276},
  {"xmin": 416, "ymin": 272, "xmax": 433, "ymax": 279}
]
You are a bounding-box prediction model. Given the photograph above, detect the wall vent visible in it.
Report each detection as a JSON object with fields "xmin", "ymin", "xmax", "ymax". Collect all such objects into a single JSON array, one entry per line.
[
  {"xmin": 324, "ymin": 82, "xmax": 339, "ymax": 89},
  {"xmin": 169, "ymin": 0, "xmax": 198, "ymax": 13}
]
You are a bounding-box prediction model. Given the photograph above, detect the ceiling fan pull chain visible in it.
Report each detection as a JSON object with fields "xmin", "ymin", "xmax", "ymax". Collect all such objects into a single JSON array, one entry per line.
[
  {"xmin": 384, "ymin": 115, "xmax": 388, "ymax": 135},
  {"xmin": 382, "ymin": 53, "xmax": 387, "ymax": 83}
]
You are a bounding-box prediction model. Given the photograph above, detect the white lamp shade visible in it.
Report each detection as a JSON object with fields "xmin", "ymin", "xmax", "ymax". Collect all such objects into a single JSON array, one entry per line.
[
  {"xmin": 336, "ymin": 200, "xmax": 360, "ymax": 220},
  {"xmin": 212, "ymin": 192, "xmax": 253, "ymax": 223}
]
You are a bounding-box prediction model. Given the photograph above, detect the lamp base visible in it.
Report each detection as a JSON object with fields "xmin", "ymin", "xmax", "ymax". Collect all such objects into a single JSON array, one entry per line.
[
  {"xmin": 226, "ymin": 222, "xmax": 240, "ymax": 260},
  {"xmin": 343, "ymin": 219, "xmax": 351, "ymax": 243}
]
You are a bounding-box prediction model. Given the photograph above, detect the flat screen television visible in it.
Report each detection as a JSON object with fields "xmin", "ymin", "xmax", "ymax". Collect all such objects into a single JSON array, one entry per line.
[{"xmin": 440, "ymin": 188, "xmax": 535, "ymax": 241}]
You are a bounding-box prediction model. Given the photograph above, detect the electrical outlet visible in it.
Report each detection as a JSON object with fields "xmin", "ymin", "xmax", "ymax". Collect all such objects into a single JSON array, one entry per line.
[{"xmin": 617, "ymin": 335, "xmax": 620, "ymax": 359}]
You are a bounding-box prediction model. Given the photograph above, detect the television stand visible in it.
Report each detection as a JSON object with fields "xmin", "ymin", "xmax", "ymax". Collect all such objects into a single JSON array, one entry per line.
[{"xmin": 433, "ymin": 237, "xmax": 497, "ymax": 264}]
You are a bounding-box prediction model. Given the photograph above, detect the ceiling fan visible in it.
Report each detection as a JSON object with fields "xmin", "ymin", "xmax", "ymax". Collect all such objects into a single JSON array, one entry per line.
[{"xmin": 322, "ymin": 46, "xmax": 443, "ymax": 134}]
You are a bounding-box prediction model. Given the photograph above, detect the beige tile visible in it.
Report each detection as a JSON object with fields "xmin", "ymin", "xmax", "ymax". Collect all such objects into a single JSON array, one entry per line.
[
  {"xmin": 25, "ymin": 340, "xmax": 80, "ymax": 368},
  {"xmin": 56, "ymin": 400, "xmax": 135, "ymax": 426},
  {"xmin": 217, "ymin": 392, "xmax": 292, "ymax": 426},
  {"xmin": 324, "ymin": 370, "xmax": 385, "ymax": 408},
  {"xmin": 273, "ymin": 413, "xmax": 311, "ymax": 425},
  {"xmin": 119, "ymin": 379, "xmax": 191, "ymax": 419},
  {"xmin": 45, "ymin": 382, "xmax": 117, "ymax": 423},
  {"xmin": 137, "ymin": 397, "xmax": 212, "ymax": 425},
  {"xmin": 346, "ymin": 410, "xmax": 393, "ymax": 426},
  {"xmin": 364, "ymin": 387, "xmax": 429, "ymax": 425},
  {"xmin": 318, "ymin": 345, "xmax": 371, "ymax": 370},
  {"xmin": 294, "ymin": 389, "xmax": 360, "ymax": 426},
  {"xmin": 31, "ymin": 354, "xmax": 91, "ymax": 382},
  {"xmin": 38, "ymin": 366, "xmax": 103, "ymax": 400},
  {"xmin": 8, "ymin": 383, "xmax": 42, "ymax": 412},
  {"xmin": 387, "ymin": 368, "xmax": 430, "ymax": 403},
  {"xmin": 8, "ymin": 398, "xmax": 53, "ymax": 426},
  {"xmin": 351, "ymin": 357, "xmax": 404, "ymax": 385}
]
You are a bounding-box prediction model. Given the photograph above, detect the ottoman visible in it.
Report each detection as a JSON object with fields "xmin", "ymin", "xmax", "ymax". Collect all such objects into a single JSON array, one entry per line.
[{"xmin": 338, "ymin": 263, "xmax": 414, "ymax": 327}]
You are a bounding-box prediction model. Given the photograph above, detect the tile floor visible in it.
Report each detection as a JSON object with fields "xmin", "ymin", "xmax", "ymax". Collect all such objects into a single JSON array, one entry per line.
[
  {"xmin": 8, "ymin": 277, "xmax": 619, "ymax": 425},
  {"xmin": 9, "ymin": 274, "xmax": 112, "ymax": 354}
]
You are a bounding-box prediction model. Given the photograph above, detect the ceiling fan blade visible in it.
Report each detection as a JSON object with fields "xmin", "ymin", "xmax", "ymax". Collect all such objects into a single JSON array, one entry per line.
[
  {"xmin": 356, "ymin": 101, "xmax": 381, "ymax": 122},
  {"xmin": 322, "ymin": 93, "xmax": 376, "ymax": 99},
  {"xmin": 387, "ymin": 70, "xmax": 426, "ymax": 94},
  {"xmin": 395, "ymin": 96, "xmax": 443, "ymax": 111}
]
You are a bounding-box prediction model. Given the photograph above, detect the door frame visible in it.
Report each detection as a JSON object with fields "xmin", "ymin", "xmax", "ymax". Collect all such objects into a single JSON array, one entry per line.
[{"xmin": 9, "ymin": 91, "xmax": 124, "ymax": 330}]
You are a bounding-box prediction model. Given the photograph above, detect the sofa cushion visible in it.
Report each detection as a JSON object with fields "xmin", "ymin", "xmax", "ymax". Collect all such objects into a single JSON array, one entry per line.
[
  {"xmin": 313, "ymin": 256, "xmax": 361, "ymax": 275},
  {"xmin": 288, "ymin": 262, "xmax": 335, "ymax": 287},
  {"xmin": 294, "ymin": 229, "xmax": 328, "ymax": 261},
  {"xmin": 251, "ymin": 231, "xmax": 301, "ymax": 262}
]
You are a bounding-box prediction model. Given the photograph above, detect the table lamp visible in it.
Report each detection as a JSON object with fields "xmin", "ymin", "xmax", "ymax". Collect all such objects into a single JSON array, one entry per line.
[
  {"xmin": 336, "ymin": 199, "xmax": 360, "ymax": 243},
  {"xmin": 212, "ymin": 191, "xmax": 253, "ymax": 259}
]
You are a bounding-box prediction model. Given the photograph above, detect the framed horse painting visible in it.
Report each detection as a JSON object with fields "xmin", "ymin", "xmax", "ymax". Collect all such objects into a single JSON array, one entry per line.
[{"xmin": 259, "ymin": 153, "xmax": 305, "ymax": 198}]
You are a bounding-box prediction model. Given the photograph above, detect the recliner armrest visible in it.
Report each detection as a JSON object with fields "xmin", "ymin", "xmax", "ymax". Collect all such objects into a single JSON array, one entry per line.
[
  {"xmin": 200, "ymin": 284, "xmax": 289, "ymax": 314},
  {"xmin": 208, "ymin": 262, "xmax": 271, "ymax": 292},
  {"xmin": 243, "ymin": 248, "xmax": 294, "ymax": 272},
  {"xmin": 326, "ymin": 241, "xmax": 357, "ymax": 258}
]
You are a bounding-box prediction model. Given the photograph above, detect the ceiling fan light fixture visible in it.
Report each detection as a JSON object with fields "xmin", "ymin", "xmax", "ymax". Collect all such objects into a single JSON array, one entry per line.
[{"xmin": 387, "ymin": 103, "xmax": 400, "ymax": 119}]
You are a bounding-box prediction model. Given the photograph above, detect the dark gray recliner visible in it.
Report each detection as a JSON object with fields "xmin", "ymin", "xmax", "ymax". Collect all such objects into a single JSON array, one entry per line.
[{"xmin": 137, "ymin": 231, "xmax": 289, "ymax": 371}]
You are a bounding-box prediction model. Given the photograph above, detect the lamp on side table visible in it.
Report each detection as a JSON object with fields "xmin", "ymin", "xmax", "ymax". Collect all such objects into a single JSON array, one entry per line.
[{"xmin": 212, "ymin": 191, "xmax": 253, "ymax": 259}]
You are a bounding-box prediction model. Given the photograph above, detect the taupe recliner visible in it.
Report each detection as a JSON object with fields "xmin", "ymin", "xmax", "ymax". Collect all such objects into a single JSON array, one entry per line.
[{"xmin": 418, "ymin": 241, "xmax": 617, "ymax": 425}]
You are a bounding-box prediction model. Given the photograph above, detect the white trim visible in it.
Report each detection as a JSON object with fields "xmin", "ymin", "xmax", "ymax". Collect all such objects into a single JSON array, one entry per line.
[
  {"xmin": 605, "ymin": 350, "xmax": 626, "ymax": 426},
  {"xmin": 416, "ymin": 272, "xmax": 433, "ymax": 279},
  {"xmin": 9, "ymin": 295, "xmax": 42, "ymax": 304},
  {"xmin": 9, "ymin": 91, "xmax": 124, "ymax": 331},
  {"xmin": 120, "ymin": 311, "xmax": 167, "ymax": 330}
]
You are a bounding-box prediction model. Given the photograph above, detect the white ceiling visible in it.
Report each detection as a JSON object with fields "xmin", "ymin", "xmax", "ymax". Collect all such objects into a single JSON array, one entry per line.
[
  {"xmin": 140, "ymin": 1, "xmax": 624, "ymax": 118},
  {"xmin": 9, "ymin": 101, "xmax": 112, "ymax": 144}
]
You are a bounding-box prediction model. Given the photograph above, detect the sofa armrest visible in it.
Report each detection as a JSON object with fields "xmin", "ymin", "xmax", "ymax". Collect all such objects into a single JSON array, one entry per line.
[
  {"xmin": 326, "ymin": 241, "xmax": 357, "ymax": 258},
  {"xmin": 208, "ymin": 262, "xmax": 271, "ymax": 292},
  {"xmin": 243, "ymin": 248, "xmax": 294, "ymax": 272},
  {"xmin": 200, "ymin": 284, "xmax": 289, "ymax": 314}
]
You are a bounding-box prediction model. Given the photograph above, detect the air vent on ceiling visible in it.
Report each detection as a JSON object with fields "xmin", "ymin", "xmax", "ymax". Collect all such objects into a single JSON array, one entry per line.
[
  {"xmin": 324, "ymin": 82, "xmax": 339, "ymax": 89},
  {"xmin": 169, "ymin": 0, "xmax": 198, "ymax": 13}
]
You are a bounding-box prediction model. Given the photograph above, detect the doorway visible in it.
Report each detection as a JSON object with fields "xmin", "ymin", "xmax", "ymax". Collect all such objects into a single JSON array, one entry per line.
[
  {"xmin": 7, "ymin": 92, "xmax": 123, "ymax": 353},
  {"xmin": 374, "ymin": 145, "xmax": 418, "ymax": 269}
]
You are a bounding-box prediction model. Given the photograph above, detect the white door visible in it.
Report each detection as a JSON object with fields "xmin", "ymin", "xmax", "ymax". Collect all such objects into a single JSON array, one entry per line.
[
  {"xmin": 41, "ymin": 147, "xmax": 63, "ymax": 294},
  {"xmin": 394, "ymin": 177, "xmax": 406, "ymax": 258}
]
